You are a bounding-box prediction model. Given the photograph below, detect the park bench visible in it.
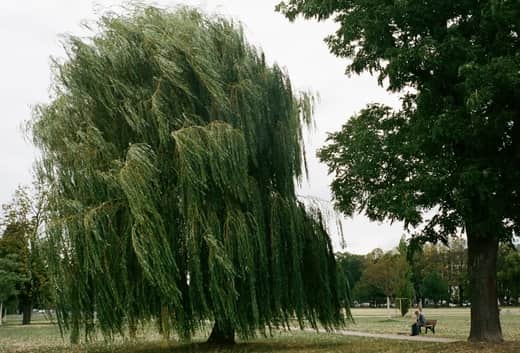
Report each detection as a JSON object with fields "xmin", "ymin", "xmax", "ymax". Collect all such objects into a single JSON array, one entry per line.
[{"xmin": 424, "ymin": 319, "xmax": 437, "ymax": 334}]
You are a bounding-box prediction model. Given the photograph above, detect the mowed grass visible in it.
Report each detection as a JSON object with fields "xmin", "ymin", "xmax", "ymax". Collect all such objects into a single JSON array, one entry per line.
[
  {"xmin": 1, "ymin": 331, "xmax": 520, "ymax": 353},
  {"xmin": 1, "ymin": 308, "xmax": 519, "ymax": 353},
  {"xmin": 346, "ymin": 307, "xmax": 520, "ymax": 340}
]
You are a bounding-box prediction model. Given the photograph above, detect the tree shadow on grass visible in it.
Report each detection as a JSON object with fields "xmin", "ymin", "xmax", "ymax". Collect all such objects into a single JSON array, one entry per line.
[{"xmin": 111, "ymin": 341, "xmax": 347, "ymax": 353}]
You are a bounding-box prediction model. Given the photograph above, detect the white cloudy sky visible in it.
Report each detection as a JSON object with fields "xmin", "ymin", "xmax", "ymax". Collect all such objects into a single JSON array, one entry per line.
[{"xmin": 0, "ymin": 0, "xmax": 405, "ymax": 254}]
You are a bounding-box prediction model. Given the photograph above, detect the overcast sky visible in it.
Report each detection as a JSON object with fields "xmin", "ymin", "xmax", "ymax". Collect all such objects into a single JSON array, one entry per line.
[{"xmin": 0, "ymin": 0, "xmax": 405, "ymax": 254}]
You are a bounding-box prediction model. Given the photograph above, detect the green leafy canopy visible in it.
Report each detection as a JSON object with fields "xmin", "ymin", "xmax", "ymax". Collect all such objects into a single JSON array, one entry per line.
[
  {"xmin": 277, "ymin": 0, "xmax": 519, "ymax": 342},
  {"xmin": 31, "ymin": 6, "xmax": 350, "ymax": 342},
  {"xmin": 278, "ymin": 0, "xmax": 520, "ymax": 243}
]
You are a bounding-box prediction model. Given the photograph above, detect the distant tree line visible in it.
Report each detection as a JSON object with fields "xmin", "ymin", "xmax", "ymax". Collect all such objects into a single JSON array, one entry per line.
[{"xmin": 338, "ymin": 237, "xmax": 520, "ymax": 311}]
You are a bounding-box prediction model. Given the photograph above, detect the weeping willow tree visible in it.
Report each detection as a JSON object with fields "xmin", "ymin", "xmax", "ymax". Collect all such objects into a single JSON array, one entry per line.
[{"xmin": 31, "ymin": 6, "xmax": 349, "ymax": 344}]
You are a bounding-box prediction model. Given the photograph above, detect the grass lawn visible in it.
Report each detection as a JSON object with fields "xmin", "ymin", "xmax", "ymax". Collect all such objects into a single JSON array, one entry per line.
[
  {"xmin": 346, "ymin": 307, "xmax": 520, "ymax": 340},
  {"xmin": 1, "ymin": 308, "xmax": 519, "ymax": 353}
]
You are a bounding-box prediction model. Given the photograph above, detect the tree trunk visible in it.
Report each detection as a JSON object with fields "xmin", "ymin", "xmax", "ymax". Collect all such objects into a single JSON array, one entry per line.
[
  {"xmin": 159, "ymin": 306, "xmax": 171, "ymax": 341},
  {"xmin": 467, "ymin": 234, "xmax": 502, "ymax": 342},
  {"xmin": 128, "ymin": 317, "xmax": 138, "ymax": 340},
  {"xmin": 21, "ymin": 300, "xmax": 32, "ymax": 325},
  {"xmin": 207, "ymin": 319, "xmax": 235, "ymax": 345},
  {"xmin": 70, "ymin": 316, "xmax": 80, "ymax": 344},
  {"xmin": 0, "ymin": 301, "xmax": 3, "ymax": 326}
]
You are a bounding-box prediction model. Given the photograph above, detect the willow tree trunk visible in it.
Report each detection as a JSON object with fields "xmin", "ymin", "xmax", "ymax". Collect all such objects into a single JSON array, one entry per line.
[
  {"xmin": 21, "ymin": 300, "xmax": 32, "ymax": 325},
  {"xmin": 467, "ymin": 233, "xmax": 502, "ymax": 342},
  {"xmin": 207, "ymin": 319, "xmax": 235, "ymax": 345}
]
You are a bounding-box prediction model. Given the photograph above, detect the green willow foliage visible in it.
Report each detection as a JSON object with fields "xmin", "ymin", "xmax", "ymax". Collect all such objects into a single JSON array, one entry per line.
[{"xmin": 31, "ymin": 6, "xmax": 349, "ymax": 342}]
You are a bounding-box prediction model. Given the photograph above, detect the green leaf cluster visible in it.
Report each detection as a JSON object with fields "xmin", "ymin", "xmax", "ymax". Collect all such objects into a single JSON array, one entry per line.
[
  {"xmin": 277, "ymin": 0, "xmax": 519, "ymax": 341},
  {"xmin": 0, "ymin": 186, "xmax": 51, "ymax": 322},
  {"xmin": 279, "ymin": 0, "xmax": 520, "ymax": 242},
  {"xmin": 31, "ymin": 6, "xmax": 348, "ymax": 342}
]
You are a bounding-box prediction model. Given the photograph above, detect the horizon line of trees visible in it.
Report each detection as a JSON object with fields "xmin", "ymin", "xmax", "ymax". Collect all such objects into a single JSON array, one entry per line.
[{"xmin": 338, "ymin": 237, "xmax": 520, "ymax": 311}]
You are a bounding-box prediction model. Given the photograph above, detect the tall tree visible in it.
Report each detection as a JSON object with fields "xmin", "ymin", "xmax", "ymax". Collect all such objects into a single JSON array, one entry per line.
[
  {"xmin": 0, "ymin": 254, "xmax": 24, "ymax": 326},
  {"xmin": 408, "ymin": 241, "xmax": 467, "ymax": 306},
  {"xmin": 395, "ymin": 238, "xmax": 414, "ymax": 316},
  {"xmin": 31, "ymin": 7, "xmax": 349, "ymax": 344},
  {"xmin": 445, "ymin": 239, "xmax": 468, "ymax": 305},
  {"xmin": 353, "ymin": 252, "xmax": 410, "ymax": 310},
  {"xmin": 497, "ymin": 243, "xmax": 520, "ymax": 304},
  {"xmin": 278, "ymin": 0, "xmax": 520, "ymax": 342},
  {"xmin": 0, "ymin": 186, "xmax": 49, "ymax": 325},
  {"xmin": 336, "ymin": 252, "xmax": 365, "ymax": 291},
  {"xmin": 409, "ymin": 244, "xmax": 443, "ymax": 304},
  {"xmin": 421, "ymin": 271, "xmax": 449, "ymax": 306}
]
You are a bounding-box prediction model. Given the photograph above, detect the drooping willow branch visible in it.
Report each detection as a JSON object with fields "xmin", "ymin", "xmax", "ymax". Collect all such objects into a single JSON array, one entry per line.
[{"xmin": 31, "ymin": 5, "xmax": 351, "ymax": 342}]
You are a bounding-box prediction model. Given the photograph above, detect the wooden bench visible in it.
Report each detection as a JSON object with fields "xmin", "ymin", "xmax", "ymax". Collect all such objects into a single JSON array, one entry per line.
[{"xmin": 424, "ymin": 319, "xmax": 437, "ymax": 334}]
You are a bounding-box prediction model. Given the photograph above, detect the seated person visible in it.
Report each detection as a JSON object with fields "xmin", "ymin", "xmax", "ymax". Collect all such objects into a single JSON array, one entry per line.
[{"xmin": 411, "ymin": 310, "xmax": 426, "ymax": 336}]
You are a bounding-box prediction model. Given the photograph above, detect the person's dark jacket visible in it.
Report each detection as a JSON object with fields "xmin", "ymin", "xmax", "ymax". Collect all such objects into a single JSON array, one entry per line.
[{"xmin": 417, "ymin": 313, "xmax": 426, "ymax": 326}]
